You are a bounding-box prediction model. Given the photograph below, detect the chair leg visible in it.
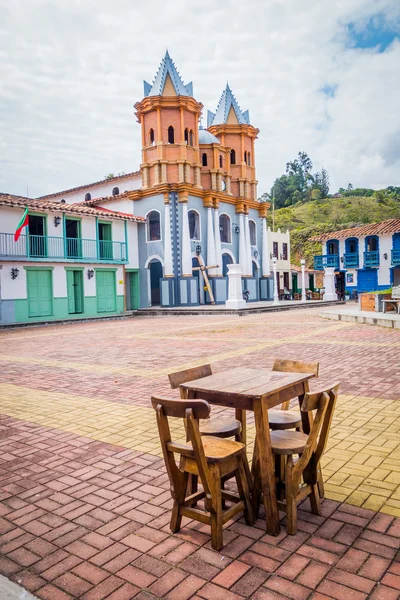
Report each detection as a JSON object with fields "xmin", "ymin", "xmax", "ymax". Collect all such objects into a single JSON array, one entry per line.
[
  {"xmin": 317, "ymin": 464, "xmax": 325, "ymax": 498},
  {"xmin": 309, "ymin": 482, "xmax": 321, "ymax": 515},
  {"xmin": 236, "ymin": 453, "xmax": 254, "ymax": 525},
  {"xmin": 251, "ymin": 437, "xmax": 262, "ymax": 519},
  {"xmin": 274, "ymin": 454, "xmax": 285, "ymax": 501},
  {"xmin": 170, "ymin": 471, "xmax": 189, "ymax": 533},
  {"xmin": 209, "ymin": 464, "xmax": 223, "ymax": 551},
  {"xmin": 285, "ymin": 455, "xmax": 297, "ymax": 535}
]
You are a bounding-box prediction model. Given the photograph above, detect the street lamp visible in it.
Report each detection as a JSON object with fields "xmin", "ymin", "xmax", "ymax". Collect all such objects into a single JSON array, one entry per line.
[
  {"xmin": 272, "ymin": 257, "xmax": 279, "ymax": 305},
  {"xmin": 301, "ymin": 259, "xmax": 306, "ymax": 302}
]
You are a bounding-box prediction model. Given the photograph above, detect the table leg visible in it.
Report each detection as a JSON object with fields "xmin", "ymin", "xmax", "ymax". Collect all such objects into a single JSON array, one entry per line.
[
  {"xmin": 235, "ymin": 409, "xmax": 246, "ymax": 444},
  {"xmin": 253, "ymin": 397, "xmax": 280, "ymax": 536}
]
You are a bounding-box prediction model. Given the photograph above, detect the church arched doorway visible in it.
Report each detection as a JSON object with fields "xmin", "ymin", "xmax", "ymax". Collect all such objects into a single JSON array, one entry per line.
[
  {"xmin": 149, "ymin": 260, "xmax": 163, "ymax": 305},
  {"xmin": 222, "ymin": 253, "xmax": 233, "ymax": 277}
]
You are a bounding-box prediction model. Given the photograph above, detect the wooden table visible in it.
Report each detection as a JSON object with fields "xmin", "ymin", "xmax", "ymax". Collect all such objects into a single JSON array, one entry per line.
[{"xmin": 180, "ymin": 367, "xmax": 315, "ymax": 536}]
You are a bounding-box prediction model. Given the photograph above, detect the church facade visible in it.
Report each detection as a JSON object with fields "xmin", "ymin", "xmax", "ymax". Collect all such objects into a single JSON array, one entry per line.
[{"xmin": 1, "ymin": 52, "xmax": 292, "ymax": 321}]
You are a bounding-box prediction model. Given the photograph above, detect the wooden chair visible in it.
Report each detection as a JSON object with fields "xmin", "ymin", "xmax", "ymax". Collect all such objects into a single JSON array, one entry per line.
[
  {"xmin": 268, "ymin": 359, "xmax": 320, "ymax": 431},
  {"xmin": 168, "ymin": 365, "xmax": 242, "ymax": 441},
  {"xmin": 267, "ymin": 383, "xmax": 338, "ymax": 534},
  {"xmin": 151, "ymin": 396, "xmax": 253, "ymax": 550}
]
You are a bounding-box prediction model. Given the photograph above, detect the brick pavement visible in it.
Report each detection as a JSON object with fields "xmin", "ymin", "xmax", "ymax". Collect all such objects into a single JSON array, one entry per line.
[{"xmin": 0, "ymin": 309, "xmax": 399, "ymax": 599}]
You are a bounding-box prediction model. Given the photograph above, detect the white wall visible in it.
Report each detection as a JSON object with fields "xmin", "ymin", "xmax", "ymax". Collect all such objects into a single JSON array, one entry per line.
[
  {"xmin": 379, "ymin": 234, "xmax": 392, "ymax": 287},
  {"xmin": 47, "ymin": 174, "xmax": 142, "ymax": 205},
  {"xmin": 269, "ymin": 228, "xmax": 291, "ymax": 272}
]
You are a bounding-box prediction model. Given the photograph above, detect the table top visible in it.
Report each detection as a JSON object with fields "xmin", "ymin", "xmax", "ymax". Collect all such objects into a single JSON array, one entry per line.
[{"xmin": 180, "ymin": 367, "xmax": 315, "ymax": 403}]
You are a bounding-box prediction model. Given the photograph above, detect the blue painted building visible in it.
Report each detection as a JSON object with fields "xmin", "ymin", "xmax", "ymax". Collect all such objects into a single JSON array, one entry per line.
[{"xmin": 312, "ymin": 219, "xmax": 400, "ymax": 294}]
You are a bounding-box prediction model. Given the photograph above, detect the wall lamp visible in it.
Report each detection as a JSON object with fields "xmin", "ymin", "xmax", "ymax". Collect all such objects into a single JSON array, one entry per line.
[
  {"xmin": 233, "ymin": 223, "xmax": 240, "ymax": 234},
  {"xmin": 254, "ymin": 250, "xmax": 259, "ymax": 259},
  {"xmin": 53, "ymin": 216, "xmax": 61, "ymax": 227},
  {"xmin": 195, "ymin": 244, "xmax": 202, "ymax": 255},
  {"xmin": 340, "ymin": 256, "xmax": 344, "ymax": 263},
  {"xmin": 87, "ymin": 269, "xmax": 95, "ymax": 280},
  {"xmin": 383, "ymin": 253, "xmax": 388, "ymax": 260},
  {"xmin": 11, "ymin": 267, "xmax": 19, "ymax": 280}
]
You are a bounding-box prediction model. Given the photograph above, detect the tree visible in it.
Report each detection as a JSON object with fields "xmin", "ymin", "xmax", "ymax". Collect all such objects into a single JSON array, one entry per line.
[
  {"xmin": 105, "ymin": 173, "xmax": 115, "ymax": 180},
  {"xmin": 347, "ymin": 183, "xmax": 353, "ymax": 191},
  {"xmin": 320, "ymin": 167, "xmax": 330, "ymax": 197}
]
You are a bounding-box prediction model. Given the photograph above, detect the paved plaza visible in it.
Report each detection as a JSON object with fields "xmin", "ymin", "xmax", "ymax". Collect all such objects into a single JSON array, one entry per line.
[{"xmin": 0, "ymin": 309, "xmax": 399, "ymax": 599}]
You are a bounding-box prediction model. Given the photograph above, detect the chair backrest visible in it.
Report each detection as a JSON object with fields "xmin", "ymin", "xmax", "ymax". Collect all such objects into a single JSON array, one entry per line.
[
  {"xmin": 151, "ymin": 396, "xmax": 210, "ymax": 419},
  {"xmin": 293, "ymin": 383, "xmax": 339, "ymax": 483},
  {"xmin": 168, "ymin": 364, "xmax": 212, "ymax": 389},
  {"xmin": 151, "ymin": 395, "xmax": 214, "ymax": 501},
  {"xmin": 272, "ymin": 358, "xmax": 319, "ymax": 378}
]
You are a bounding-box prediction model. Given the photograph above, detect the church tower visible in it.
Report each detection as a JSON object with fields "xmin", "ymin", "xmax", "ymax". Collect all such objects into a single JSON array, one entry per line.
[
  {"xmin": 207, "ymin": 84, "xmax": 259, "ymax": 201},
  {"xmin": 134, "ymin": 51, "xmax": 203, "ymax": 189}
]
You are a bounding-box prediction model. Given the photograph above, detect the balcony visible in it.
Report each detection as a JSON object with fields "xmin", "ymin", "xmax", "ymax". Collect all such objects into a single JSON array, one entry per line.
[
  {"xmin": 314, "ymin": 254, "xmax": 339, "ymax": 270},
  {"xmin": 364, "ymin": 251, "xmax": 379, "ymax": 267},
  {"xmin": 392, "ymin": 249, "xmax": 400, "ymax": 266},
  {"xmin": 343, "ymin": 253, "xmax": 359, "ymax": 268},
  {"xmin": 0, "ymin": 233, "xmax": 127, "ymax": 263}
]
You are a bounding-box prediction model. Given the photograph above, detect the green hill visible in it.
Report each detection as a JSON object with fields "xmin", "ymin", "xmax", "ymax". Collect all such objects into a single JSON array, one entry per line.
[{"xmin": 266, "ymin": 195, "xmax": 400, "ymax": 268}]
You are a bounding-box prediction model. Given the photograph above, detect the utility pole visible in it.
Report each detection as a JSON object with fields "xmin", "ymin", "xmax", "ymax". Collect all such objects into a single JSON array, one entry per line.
[{"xmin": 272, "ymin": 186, "xmax": 275, "ymax": 232}]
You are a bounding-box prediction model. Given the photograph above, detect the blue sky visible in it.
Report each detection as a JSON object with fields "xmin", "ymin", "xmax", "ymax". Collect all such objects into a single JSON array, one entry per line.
[{"xmin": 347, "ymin": 14, "xmax": 400, "ymax": 51}]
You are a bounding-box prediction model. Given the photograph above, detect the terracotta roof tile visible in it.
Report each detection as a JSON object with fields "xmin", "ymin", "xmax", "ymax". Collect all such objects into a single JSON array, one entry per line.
[
  {"xmin": 36, "ymin": 171, "xmax": 141, "ymax": 200},
  {"xmin": 0, "ymin": 194, "xmax": 145, "ymax": 223},
  {"xmin": 310, "ymin": 219, "xmax": 400, "ymax": 242}
]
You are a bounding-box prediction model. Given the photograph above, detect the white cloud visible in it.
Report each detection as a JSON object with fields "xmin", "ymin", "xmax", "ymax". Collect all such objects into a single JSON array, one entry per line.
[{"xmin": 0, "ymin": 0, "xmax": 399, "ymax": 198}]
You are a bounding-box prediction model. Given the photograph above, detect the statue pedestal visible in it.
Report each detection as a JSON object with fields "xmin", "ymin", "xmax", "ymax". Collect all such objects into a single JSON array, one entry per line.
[
  {"xmin": 225, "ymin": 264, "xmax": 246, "ymax": 310},
  {"xmin": 323, "ymin": 267, "xmax": 338, "ymax": 301}
]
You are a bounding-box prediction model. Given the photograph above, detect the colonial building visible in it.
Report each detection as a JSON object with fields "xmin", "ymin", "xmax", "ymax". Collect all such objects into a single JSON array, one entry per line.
[
  {"xmin": 0, "ymin": 194, "xmax": 143, "ymax": 324},
  {"xmin": 312, "ymin": 219, "xmax": 400, "ymax": 294},
  {"xmin": 1, "ymin": 51, "xmax": 292, "ymax": 320}
]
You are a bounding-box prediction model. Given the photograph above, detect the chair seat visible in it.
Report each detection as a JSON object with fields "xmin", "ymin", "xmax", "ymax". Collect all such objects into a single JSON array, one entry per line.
[
  {"xmin": 169, "ymin": 436, "xmax": 245, "ymax": 463},
  {"xmin": 200, "ymin": 417, "xmax": 241, "ymax": 438},
  {"xmin": 268, "ymin": 409, "xmax": 302, "ymax": 431},
  {"xmin": 270, "ymin": 430, "xmax": 308, "ymax": 455}
]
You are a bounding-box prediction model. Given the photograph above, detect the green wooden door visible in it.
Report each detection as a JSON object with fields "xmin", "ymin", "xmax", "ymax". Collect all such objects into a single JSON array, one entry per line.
[
  {"xmin": 98, "ymin": 223, "xmax": 113, "ymax": 260},
  {"xmin": 129, "ymin": 272, "xmax": 139, "ymax": 309},
  {"xmin": 292, "ymin": 273, "xmax": 298, "ymax": 294},
  {"xmin": 96, "ymin": 270, "xmax": 116, "ymax": 312},
  {"xmin": 27, "ymin": 269, "xmax": 53, "ymax": 317},
  {"xmin": 67, "ymin": 270, "xmax": 84, "ymax": 314}
]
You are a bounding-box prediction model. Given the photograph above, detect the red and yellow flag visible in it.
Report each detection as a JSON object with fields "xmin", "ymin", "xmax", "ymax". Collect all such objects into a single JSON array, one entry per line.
[{"xmin": 14, "ymin": 208, "xmax": 29, "ymax": 241}]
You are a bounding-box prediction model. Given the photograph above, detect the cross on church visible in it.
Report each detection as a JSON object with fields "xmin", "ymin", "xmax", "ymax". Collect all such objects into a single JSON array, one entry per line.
[{"xmin": 192, "ymin": 254, "xmax": 219, "ymax": 305}]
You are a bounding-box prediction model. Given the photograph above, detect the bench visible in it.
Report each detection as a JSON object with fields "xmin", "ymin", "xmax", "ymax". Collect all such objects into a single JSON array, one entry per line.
[{"xmin": 382, "ymin": 285, "xmax": 400, "ymax": 314}]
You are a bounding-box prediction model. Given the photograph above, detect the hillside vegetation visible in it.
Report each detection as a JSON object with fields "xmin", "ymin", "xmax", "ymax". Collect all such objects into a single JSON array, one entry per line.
[{"xmin": 266, "ymin": 195, "xmax": 400, "ymax": 268}]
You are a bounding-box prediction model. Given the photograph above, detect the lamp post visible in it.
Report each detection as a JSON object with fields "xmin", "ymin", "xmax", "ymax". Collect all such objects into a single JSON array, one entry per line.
[
  {"xmin": 301, "ymin": 259, "xmax": 306, "ymax": 302},
  {"xmin": 272, "ymin": 256, "xmax": 279, "ymax": 305}
]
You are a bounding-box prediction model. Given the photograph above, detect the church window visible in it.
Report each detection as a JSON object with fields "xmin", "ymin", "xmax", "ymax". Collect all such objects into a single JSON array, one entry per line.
[
  {"xmin": 244, "ymin": 151, "xmax": 247, "ymax": 163},
  {"xmin": 219, "ymin": 213, "xmax": 231, "ymax": 244},
  {"xmin": 168, "ymin": 126, "xmax": 175, "ymax": 144},
  {"xmin": 85, "ymin": 193, "xmax": 91, "ymax": 201},
  {"xmin": 112, "ymin": 187, "xmax": 119, "ymax": 196},
  {"xmin": 184, "ymin": 128, "xmax": 189, "ymax": 144},
  {"xmin": 202, "ymin": 153, "xmax": 208, "ymax": 166},
  {"xmin": 188, "ymin": 210, "xmax": 200, "ymax": 240},
  {"xmin": 247, "ymin": 152, "xmax": 251, "ymax": 166},
  {"xmin": 249, "ymin": 220, "xmax": 256, "ymax": 245},
  {"xmin": 147, "ymin": 210, "xmax": 161, "ymax": 241},
  {"xmin": 230, "ymin": 149, "xmax": 236, "ymax": 165},
  {"xmin": 149, "ymin": 128, "xmax": 155, "ymax": 144},
  {"xmin": 219, "ymin": 155, "xmax": 223, "ymax": 168},
  {"xmin": 189, "ymin": 129, "xmax": 194, "ymax": 146},
  {"xmin": 273, "ymin": 241, "xmax": 278, "ymax": 258}
]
